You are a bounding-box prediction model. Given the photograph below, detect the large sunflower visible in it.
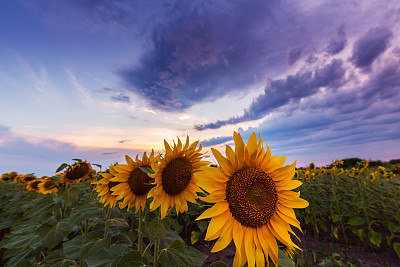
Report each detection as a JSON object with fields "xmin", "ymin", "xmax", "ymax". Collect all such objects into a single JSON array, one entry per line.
[
  {"xmin": 196, "ymin": 132, "xmax": 308, "ymax": 267},
  {"xmin": 38, "ymin": 178, "xmax": 58, "ymax": 194},
  {"xmin": 111, "ymin": 151, "xmax": 159, "ymax": 212},
  {"xmin": 148, "ymin": 136, "xmax": 210, "ymax": 219},
  {"xmin": 93, "ymin": 166, "xmax": 121, "ymax": 208},
  {"xmin": 0, "ymin": 172, "xmax": 18, "ymax": 182},
  {"xmin": 60, "ymin": 161, "xmax": 95, "ymax": 186}
]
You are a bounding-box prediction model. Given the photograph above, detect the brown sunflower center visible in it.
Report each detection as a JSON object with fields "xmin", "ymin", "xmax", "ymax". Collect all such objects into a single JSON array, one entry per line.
[
  {"xmin": 44, "ymin": 180, "xmax": 55, "ymax": 189},
  {"xmin": 24, "ymin": 176, "xmax": 36, "ymax": 182},
  {"xmin": 66, "ymin": 163, "xmax": 90, "ymax": 180},
  {"xmin": 226, "ymin": 166, "xmax": 277, "ymax": 228},
  {"xmin": 30, "ymin": 181, "xmax": 41, "ymax": 190},
  {"xmin": 128, "ymin": 167, "xmax": 155, "ymax": 196},
  {"xmin": 161, "ymin": 157, "xmax": 193, "ymax": 196}
]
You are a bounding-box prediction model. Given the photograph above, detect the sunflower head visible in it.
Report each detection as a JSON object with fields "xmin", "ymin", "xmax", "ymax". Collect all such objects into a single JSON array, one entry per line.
[
  {"xmin": 38, "ymin": 178, "xmax": 59, "ymax": 194},
  {"xmin": 60, "ymin": 161, "xmax": 95, "ymax": 186},
  {"xmin": 0, "ymin": 172, "xmax": 18, "ymax": 182},
  {"xmin": 19, "ymin": 174, "xmax": 37, "ymax": 184},
  {"xmin": 196, "ymin": 132, "xmax": 308, "ymax": 267},
  {"xmin": 26, "ymin": 179, "xmax": 42, "ymax": 192},
  {"xmin": 110, "ymin": 151, "xmax": 159, "ymax": 212},
  {"xmin": 147, "ymin": 136, "xmax": 210, "ymax": 219},
  {"xmin": 93, "ymin": 166, "xmax": 121, "ymax": 208}
]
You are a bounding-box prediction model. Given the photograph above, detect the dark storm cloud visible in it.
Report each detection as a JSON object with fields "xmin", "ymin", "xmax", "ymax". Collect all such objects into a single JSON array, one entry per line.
[
  {"xmin": 200, "ymin": 136, "xmax": 233, "ymax": 147},
  {"xmin": 118, "ymin": 0, "xmax": 329, "ymax": 112},
  {"xmin": 350, "ymin": 26, "xmax": 393, "ymax": 68},
  {"xmin": 195, "ymin": 59, "xmax": 346, "ymax": 130},
  {"xmin": 111, "ymin": 93, "xmax": 130, "ymax": 103},
  {"xmin": 325, "ymin": 24, "xmax": 347, "ymax": 55}
]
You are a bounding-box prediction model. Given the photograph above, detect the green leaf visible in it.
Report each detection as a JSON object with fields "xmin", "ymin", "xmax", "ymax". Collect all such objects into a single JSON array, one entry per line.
[
  {"xmin": 57, "ymin": 187, "xmax": 80, "ymax": 203},
  {"xmin": 330, "ymin": 214, "xmax": 342, "ymax": 223},
  {"xmin": 159, "ymin": 240, "xmax": 193, "ymax": 267},
  {"xmin": 187, "ymin": 246, "xmax": 207, "ymax": 267},
  {"xmin": 348, "ymin": 216, "xmax": 366, "ymax": 226},
  {"xmin": 190, "ymin": 231, "xmax": 201, "ymax": 244},
  {"xmin": 107, "ymin": 218, "xmax": 130, "ymax": 228},
  {"xmin": 208, "ymin": 262, "xmax": 229, "ymax": 267},
  {"xmin": 56, "ymin": 163, "xmax": 69, "ymax": 173},
  {"xmin": 368, "ymin": 230, "xmax": 382, "ymax": 247},
  {"xmin": 116, "ymin": 251, "xmax": 145, "ymax": 267},
  {"xmin": 81, "ymin": 233, "xmax": 111, "ymax": 260},
  {"xmin": 319, "ymin": 220, "xmax": 327, "ymax": 232},
  {"xmin": 138, "ymin": 166, "xmax": 155, "ymax": 174},
  {"xmin": 145, "ymin": 212, "xmax": 172, "ymax": 243},
  {"xmin": 277, "ymin": 249, "xmax": 295, "ymax": 267},
  {"xmin": 85, "ymin": 244, "xmax": 131, "ymax": 267},
  {"xmin": 393, "ymin": 242, "xmax": 400, "ymax": 258},
  {"xmin": 1, "ymin": 233, "xmax": 39, "ymax": 249},
  {"xmin": 72, "ymin": 158, "xmax": 83, "ymax": 163},
  {"xmin": 63, "ymin": 235, "xmax": 86, "ymax": 259},
  {"xmin": 93, "ymin": 164, "xmax": 102, "ymax": 169},
  {"xmin": 38, "ymin": 221, "xmax": 67, "ymax": 249}
]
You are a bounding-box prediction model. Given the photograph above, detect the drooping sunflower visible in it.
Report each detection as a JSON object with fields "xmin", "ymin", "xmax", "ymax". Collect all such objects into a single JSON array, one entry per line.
[
  {"xmin": 111, "ymin": 151, "xmax": 159, "ymax": 212},
  {"xmin": 60, "ymin": 161, "xmax": 95, "ymax": 186},
  {"xmin": 196, "ymin": 132, "xmax": 309, "ymax": 267},
  {"xmin": 38, "ymin": 178, "xmax": 59, "ymax": 194},
  {"xmin": 93, "ymin": 166, "xmax": 121, "ymax": 208},
  {"xmin": 26, "ymin": 179, "xmax": 43, "ymax": 192},
  {"xmin": 148, "ymin": 136, "xmax": 210, "ymax": 219}
]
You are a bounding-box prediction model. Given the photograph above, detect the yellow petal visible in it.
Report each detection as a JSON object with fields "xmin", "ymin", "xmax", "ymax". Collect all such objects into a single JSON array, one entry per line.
[
  {"xmin": 196, "ymin": 201, "xmax": 229, "ymax": 220},
  {"xmin": 244, "ymin": 228, "xmax": 256, "ymax": 267},
  {"xmin": 276, "ymin": 179, "xmax": 302, "ymax": 191},
  {"xmin": 279, "ymin": 196, "xmax": 309, "ymax": 209},
  {"xmin": 205, "ymin": 210, "xmax": 230, "ymax": 240},
  {"xmin": 211, "ymin": 148, "xmax": 233, "ymax": 175},
  {"xmin": 263, "ymin": 156, "xmax": 286, "ymax": 173},
  {"xmin": 255, "ymin": 246, "xmax": 265, "ymax": 267},
  {"xmin": 247, "ymin": 133, "xmax": 258, "ymax": 157},
  {"xmin": 211, "ymin": 218, "xmax": 233, "ymax": 252}
]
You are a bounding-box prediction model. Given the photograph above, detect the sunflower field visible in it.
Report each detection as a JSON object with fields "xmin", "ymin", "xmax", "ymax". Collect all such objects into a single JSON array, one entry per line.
[{"xmin": 0, "ymin": 132, "xmax": 399, "ymax": 267}]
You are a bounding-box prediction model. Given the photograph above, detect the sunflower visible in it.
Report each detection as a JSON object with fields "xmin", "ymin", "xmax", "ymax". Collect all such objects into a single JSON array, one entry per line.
[
  {"xmin": 110, "ymin": 151, "xmax": 159, "ymax": 212},
  {"xmin": 38, "ymin": 179, "xmax": 59, "ymax": 194},
  {"xmin": 147, "ymin": 136, "xmax": 210, "ymax": 219},
  {"xmin": 26, "ymin": 179, "xmax": 42, "ymax": 192},
  {"xmin": 18, "ymin": 174, "xmax": 37, "ymax": 184},
  {"xmin": 93, "ymin": 166, "xmax": 121, "ymax": 208},
  {"xmin": 196, "ymin": 132, "xmax": 308, "ymax": 267},
  {"xmin": 0, "ymin": 172, "xmax": 18, "ymax": 182},
  {"xmin": 60, "ymin": 161, "xmax": 95, "ymax": 186}
]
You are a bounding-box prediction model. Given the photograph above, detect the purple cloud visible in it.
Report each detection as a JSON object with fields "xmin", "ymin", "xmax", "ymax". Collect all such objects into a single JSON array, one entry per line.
[
  {"xmin": 287, "ymin": 47, "xmax": 303, "ymax": 65},
  {"xmin": 200, "ymin": 136, "xmax": 233, "ymax": 147},
  {"xmin": 195, "ymin": 59, "xmax": 346, "ymax": 130},
  {"xmin": 111, "ymin": 93, "xmax": 130, "ymax": 103},
  {"xmin": 325, "ymin": 24, "xmax": 347, "ymax": 55},
  {"xmin": 350, "ymin": 26, "xmax": 393, "ymax": 68}
]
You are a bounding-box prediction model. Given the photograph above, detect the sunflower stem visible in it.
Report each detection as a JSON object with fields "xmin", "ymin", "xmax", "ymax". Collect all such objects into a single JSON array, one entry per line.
[
  {"xmin": 154, "ymin": 239, "xmax": 160, "ymax": 267},
  {"xmin": 138, "ymin": 208, "xmax": 144, "ymax": 255},
  {"xmin": 104, "ymin": 206, "xmax": 112, "ymax": 239}
]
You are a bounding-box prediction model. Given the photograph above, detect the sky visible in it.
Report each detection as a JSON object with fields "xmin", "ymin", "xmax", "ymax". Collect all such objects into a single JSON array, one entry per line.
[{"xmin": 1, "ymin": 0, "xmax": 400, "ymax": 176}]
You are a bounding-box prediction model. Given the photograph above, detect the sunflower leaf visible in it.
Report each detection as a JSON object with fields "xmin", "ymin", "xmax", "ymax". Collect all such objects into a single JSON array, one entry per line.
[
  {"xmin": 368, "ymin": 230, "xmax": 382, "ymax": 247},
  {"xmin": 393, "ymin": 242, "xmax": 400, "ymax": 258},
  {"xmin": 138, "ymin": 166, "xmax": 155, "ymax": 174},
  {"xmin": 72, "ymin": 158, "xmax": 83, "ymax": 163},
  {"xmin": 56, "ymin": 163, "xmax": 70, "ymax": 173},
  {"xmin": 277, "ymin": 249, "xmax": 295, "ymax": 267},
  {"xmin": 116, "ymin": 251, "xmax": 145, "ymax": 267},
  {"xmin": 187, "ymin": 246, "xmax": 207, "ymax": 267},
  {"xmin": 85, "ymin": 244, "xmax": 130, "ymax": 267},
  {"xmin": 145, "ymin": 212, "xmax": 172, "ymax": 243},
  {"xmin": 107, "ymin": 218, "xmax": 130, "ymax": 228},
  {"xmin": 159, "ymin": 240, "xmax": 193, "ymax": 267}
]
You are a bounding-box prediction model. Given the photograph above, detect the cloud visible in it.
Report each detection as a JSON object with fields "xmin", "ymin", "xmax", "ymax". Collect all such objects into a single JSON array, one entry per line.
[
  {"xmin": 287, "ymin": 47, "xmax": 303, "ymax": 65},
  {"xmin": 325, "ymin": 24, "xmax": 347, "ymax": 55},
  {"xmin": 200, "ymin": 136, "xmax": 233, "ymax": 147},
  {"xmin": 111, "ymin": 93, "xmax": 130, "ymax": 103},
  {"xmin": 117, "ymin": 0, "xmax": 344, "ymax": 112},
  {"xmin": 350, "ymin": 26, "xmax": 393, "ymax": 68},
  {"xmin": 195, "ymin": 59, "xmax": 347, "ymax": 130},
  {"xmin": 0, "ymin": 127, "xmax": 142, "ymax": 176}
]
